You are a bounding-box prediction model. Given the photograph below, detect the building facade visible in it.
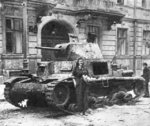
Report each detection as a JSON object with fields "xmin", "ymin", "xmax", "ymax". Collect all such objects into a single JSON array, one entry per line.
[{"xmin": 0, "ymin": 0, "xmax": 150, "ymax": 76}]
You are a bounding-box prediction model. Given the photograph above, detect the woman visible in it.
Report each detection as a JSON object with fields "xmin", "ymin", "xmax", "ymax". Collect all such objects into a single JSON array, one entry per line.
[{"xmin": 72, "ymin": 57, "xmax": 89, "ymax": 114}]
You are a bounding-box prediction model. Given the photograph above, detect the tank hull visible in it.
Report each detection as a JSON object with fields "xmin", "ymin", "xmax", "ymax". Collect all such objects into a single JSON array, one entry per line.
[{"xmin": 4, "ymin": 76, "xmax": 145, "ymax": 110}]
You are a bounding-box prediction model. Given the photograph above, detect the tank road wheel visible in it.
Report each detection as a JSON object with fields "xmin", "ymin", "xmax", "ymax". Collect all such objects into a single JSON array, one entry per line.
[
  {"xmin": 53, "ymin": 84, "xmax": 70, "ymax": 107},
  {"xmin": 133, "ymin": 80, "xmax": 145, "ymax": 97}
]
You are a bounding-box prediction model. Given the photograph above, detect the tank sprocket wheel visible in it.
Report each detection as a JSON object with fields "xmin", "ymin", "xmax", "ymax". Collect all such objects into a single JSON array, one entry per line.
[
  {"xmin": 53, "ymin": 83, "xmax": 70, "ymax": 107},
  {"xmin": 45, "ymin": 82, "xmax": 70, "ymax": 108}
]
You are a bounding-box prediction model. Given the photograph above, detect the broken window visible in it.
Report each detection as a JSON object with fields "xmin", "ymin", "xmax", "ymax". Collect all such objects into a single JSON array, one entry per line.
[
  {"xmin": 87, "ymin": 25, "xmax": 99, "ymax": 43},
  {"xmin": 117, "ymin": 28, "xmax": 128, "ymax": 55},
  {"xmin": 142, "ymin": 31, "xmax": 150, "ymax": 55},
  {"xmin": 6, "ymin": 18, "xmax": 23, "ymax": 53},
  {"xmin": 93, "ymin": 62, "xmax": 109, "ymax": 75}
]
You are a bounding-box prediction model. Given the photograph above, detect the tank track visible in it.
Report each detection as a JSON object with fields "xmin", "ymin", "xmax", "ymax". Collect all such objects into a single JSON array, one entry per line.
[
  {"xmin": 45, "ymin": 81, "xmax": 76, "ymax": 115},
  {"xmin": 4, "ymin": 84, "xmax": 43, "ymax": 108},
  {"xmin": 45, "ymin": 81, "xmax": 56, "ymax": 107},
  {"xmin": 4, "ymin": 85, "xmax": 20, "ymax": 108}
]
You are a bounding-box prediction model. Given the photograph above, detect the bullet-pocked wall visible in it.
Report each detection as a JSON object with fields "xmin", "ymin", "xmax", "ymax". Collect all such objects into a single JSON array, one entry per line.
[
  {"xmin": 27, "ymin": 2, "xmax": 78, "ymax": 73},
  {"xmin": 101, "ymin": 0, "xmax": 150, "ymax": 75},
  {"xmin": 1, "ymin": 1, "xmax": 25, "ymax": 77},
  {"xmin": 1, "ymin": 0, "xmax": 150, "ymax": 76}
]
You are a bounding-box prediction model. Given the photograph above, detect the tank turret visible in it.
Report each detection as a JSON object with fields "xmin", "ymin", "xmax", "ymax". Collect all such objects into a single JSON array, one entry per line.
[{"xmin": 36, "ymin": 42, "xmax": 103, "ymax": 61}]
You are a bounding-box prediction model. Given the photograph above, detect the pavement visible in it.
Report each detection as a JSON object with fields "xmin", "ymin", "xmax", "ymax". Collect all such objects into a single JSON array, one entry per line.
[
  {"xmin": 0, "ymin": 79, "xmax": 150, "ymax": 126},
  {"xmin": 0, "ymin": 84, "xmax": 5, "ymax": 100}
]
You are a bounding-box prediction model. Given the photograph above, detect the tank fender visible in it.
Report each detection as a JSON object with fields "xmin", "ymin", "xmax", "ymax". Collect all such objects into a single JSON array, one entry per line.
[
  {"xmin": 56, "ymin": 76, "xmax": 74, "ymax": 83},
  {"xmin": 4, "ymin": 76, "xmax": 28, "ymax": 86}
]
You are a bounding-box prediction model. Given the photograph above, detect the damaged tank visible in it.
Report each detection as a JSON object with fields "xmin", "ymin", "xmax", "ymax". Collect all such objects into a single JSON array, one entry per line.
[{"xmin": 4, "ymin": 39, "xmax": 145, "ymax": 111}]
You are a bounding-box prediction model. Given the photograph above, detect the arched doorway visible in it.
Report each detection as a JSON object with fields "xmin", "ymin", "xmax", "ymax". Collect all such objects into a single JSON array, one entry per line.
[{"xmin": 41, "ymin": 20, "xmax": 74, "ymax": 61}]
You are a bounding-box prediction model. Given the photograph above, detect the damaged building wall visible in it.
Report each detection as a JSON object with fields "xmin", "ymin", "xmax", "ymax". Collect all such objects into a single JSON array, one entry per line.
[
  {"xmin": 0, "ymin": 0, "xmax": 150, "ymax": 76},
  {"xmin": 101, "ymin": 0, "xmax": 150, "ymax": 75},
  {"xmin": 1, "ymin": 0, "xmax": 24, "ymax": 77}
]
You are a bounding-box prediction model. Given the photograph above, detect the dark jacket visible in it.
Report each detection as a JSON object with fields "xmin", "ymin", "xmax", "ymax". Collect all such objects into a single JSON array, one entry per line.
[
  {"xmin": 142, "ymin": 67, "xmax": 150, "ymax": 82},
  {"xmin": 72, "ymin": 66, "xmax": 88, "ymax": 78}
]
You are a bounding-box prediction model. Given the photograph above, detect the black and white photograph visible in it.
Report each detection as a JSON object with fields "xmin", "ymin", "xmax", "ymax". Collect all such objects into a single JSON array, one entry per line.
[{"xmin": 0, "ymin": 0, "xmax": 150, "ymax": 126}]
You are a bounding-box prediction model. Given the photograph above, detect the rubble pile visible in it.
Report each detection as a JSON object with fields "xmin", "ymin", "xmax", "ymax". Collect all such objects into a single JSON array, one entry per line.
[{"xmin": 89, "ymin": 90, "xmax": 138, "ymax": 109}]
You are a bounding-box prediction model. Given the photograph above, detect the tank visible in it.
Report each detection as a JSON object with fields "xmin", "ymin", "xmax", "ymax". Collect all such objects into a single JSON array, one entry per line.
[{"xmin": 4, "ymin": 40, "xmax": 145, "ymax": 111}]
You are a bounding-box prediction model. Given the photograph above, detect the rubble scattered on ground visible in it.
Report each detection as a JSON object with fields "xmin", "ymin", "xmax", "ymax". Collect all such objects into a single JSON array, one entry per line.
[{"xmin": 89, "ymin": 91, "xmax": 139, "ymax": 109}]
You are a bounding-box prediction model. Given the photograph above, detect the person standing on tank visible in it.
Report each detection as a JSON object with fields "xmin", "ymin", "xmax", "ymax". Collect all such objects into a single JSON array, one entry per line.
[
  {"xmin": 142, "ymin": 63, "xmax": 150, "ymax": 97},
  {"xmin": 72, "ymin": 57, "xmax": 89, "ymax": 114}
]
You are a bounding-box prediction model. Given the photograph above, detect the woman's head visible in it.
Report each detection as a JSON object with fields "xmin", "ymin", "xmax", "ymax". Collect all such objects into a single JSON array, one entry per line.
[{"xmin": 76, "ymin": 57, "xmax": 84, "ymax": 67}]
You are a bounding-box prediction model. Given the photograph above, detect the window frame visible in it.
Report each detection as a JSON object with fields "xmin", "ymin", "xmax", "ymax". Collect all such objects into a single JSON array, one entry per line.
[
  {"xmin": 87, "ymin": 25, "xmax": 100, "ymax": 43},
  {"xmin": 142, "ymin": 0, "xmax": 146, "ymax": 8},
  {"xmin": 142, "ymin": 30, "xmax": 150, "ymax": 55},
  {"xmin": 5, "ymin": 17, "xmax": 23, "ymax": 54},
  {"xmin": 117, "ymin": 28, "xmax": 128, "ymax": 55},
  {"xmin": 117, "ymin": 0, "xmax": 124, "ymax": 5}
]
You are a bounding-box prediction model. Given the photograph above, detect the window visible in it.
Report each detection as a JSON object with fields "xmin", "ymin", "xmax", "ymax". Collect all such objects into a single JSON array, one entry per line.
[
  {"xmin": 142, "ymin": 31, "xmax": 150, "ymax": 55},
  {"xmin": 142, "ymin": 0, "xmax": 146, "ymax": 8},
  {"xmin": 73, "ymin": 0, "xmax": 82, "ymax": 5},
  {"xmin": 87, "ymin": 25, "xmax": 99, "ymax": 43},
  {"xmin": 117, "ymin": 0, "xmax": 124, "ymax": 5},
  {"xmin": 117, "ymin": 28, "xmax": 128, "ymax": 55},
  {"xmin": 6, "ymin": 18, "xmax": 23, "ymax": 53}
]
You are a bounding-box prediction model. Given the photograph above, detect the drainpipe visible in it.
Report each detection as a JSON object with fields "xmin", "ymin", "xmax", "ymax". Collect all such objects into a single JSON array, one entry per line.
[{"xmin": 133, "ymin": 0, "xmax": 136, "ymax": 74}]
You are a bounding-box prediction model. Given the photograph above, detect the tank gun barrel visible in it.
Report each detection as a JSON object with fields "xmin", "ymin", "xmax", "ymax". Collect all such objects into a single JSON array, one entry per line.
[{"xmin": 35, "ymin": 46, "xmax": 62, "ymax": 51}]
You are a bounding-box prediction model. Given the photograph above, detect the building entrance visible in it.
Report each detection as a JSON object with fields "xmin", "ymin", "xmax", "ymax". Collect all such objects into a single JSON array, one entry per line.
[{"xmin": 41, "ymin": 20, "xmax": 74, "ymax": 61}]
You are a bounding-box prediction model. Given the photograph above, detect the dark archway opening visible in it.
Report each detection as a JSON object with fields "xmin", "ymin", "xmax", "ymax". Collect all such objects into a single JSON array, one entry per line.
[{"xmin": 41, "ymin": 20, "xmax": 74, "ymax": 61}]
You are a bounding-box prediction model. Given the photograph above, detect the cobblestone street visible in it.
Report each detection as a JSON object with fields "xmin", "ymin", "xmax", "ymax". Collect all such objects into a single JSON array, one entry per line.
[{"xmin": 0, "ymin": 85, "xmax": 150, "ymax": 126}]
